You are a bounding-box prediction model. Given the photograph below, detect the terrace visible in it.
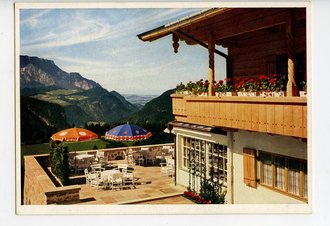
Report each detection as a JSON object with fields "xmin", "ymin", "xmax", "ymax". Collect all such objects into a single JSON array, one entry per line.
[{"xmin": 23, "ymin": 144, "xmax": 195, "ymax": 205}]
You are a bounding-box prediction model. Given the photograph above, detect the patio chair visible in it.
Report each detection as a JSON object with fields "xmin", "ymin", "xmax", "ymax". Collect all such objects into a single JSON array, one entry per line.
[
  {"xmin": 122, "ymin": 171, "xmax": 135, "ymax": 189},
  {"xmin": 118, "ymin": 163, "xmax": 128, "ymax": 172},
  {"xmin": 89, "ymin": 172, "xmax": 105, "ymax": 190},
  {"xmin": 160, "ymin": 158, "xmax": 174, "ymax": 177},
  {"xmin": 84, "ymin": 168, "xmax": 92, "ymax": 186},
  {"xmin": 108, "ymin": 172, "xmax": 123, "ymax": 190},
  {"xmin": 132, "ymin": 152, "xmax": 144, "ymax": 165},
  {"xmin": 91, "ymin": 163, "xmax": 104, "ymax": 172},
  {"xmin": 145, "ymin": 149, "xmax": 157, "ymax": 165}
]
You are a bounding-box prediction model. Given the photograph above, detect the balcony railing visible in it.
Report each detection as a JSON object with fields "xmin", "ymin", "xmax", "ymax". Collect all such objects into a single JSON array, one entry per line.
[{"xmin": 171, "ymin": 94, "xmax": 307, "ymax": 138}]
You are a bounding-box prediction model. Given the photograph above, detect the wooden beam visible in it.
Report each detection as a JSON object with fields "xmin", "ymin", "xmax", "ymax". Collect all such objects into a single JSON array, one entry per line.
[
  {"xmin": 174, "ymin": 30, "xmax": 229, "ymax": 59},
  {"xmin": 208, "ymin": 34, "xmax": 215, "ymax": 97},
  {"xmin": 286, "ymin": 12, "xmax": 298, "ymax": 97}
]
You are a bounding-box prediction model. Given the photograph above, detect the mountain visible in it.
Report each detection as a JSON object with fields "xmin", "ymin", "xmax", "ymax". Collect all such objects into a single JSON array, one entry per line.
[
  {"xmin": 20, "ymin": 55, "xmax": 139, "ymax": 132},
  {"xmin": 125, "ymin": 89, "xmax": 175, "ymax": 126},
  {"xmin": 20, "ymin": 96, "xmax": 68, "ymax": 144},
  {"xmin": 20, "ymin": 55, "xmax": 101, "ymax": 90},
  {"xmin": 122, "ymin": 94, "xmax": 158, "ymax": 109}
]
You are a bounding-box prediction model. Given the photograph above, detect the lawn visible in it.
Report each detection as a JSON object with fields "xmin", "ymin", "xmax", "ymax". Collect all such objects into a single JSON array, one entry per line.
[{"xmin": 21, "ymin": 139, "xmax": 126, "ymax": 156}]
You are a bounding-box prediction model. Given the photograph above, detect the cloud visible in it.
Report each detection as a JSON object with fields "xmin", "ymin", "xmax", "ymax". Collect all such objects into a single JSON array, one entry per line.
[
  {"xmin": 21, "ymin": 11, "xmax": 113, "ymax": 49},
  {"xmin": 20, "ymin": 9, "xmax": 51, "ymax": 28}
]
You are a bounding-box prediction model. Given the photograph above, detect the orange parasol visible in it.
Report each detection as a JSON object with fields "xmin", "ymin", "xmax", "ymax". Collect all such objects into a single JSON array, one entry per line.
[
  {"xmin": 50, "ymin": 128, "xmax": 98, "ymax": 174},
  {"xmin": 51, "ymin": 128, "xmax": 98, "ymax": 142}
]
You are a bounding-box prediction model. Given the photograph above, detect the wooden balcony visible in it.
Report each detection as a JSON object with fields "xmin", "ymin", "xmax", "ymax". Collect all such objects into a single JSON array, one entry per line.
[{"xmin": 171, "ymin": 94, "xmax": 307, "ymax": 138}]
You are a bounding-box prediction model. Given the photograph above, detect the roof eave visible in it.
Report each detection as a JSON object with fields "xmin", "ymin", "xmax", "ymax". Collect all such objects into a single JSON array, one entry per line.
[{"xmin": 137, "ymin": 8, "xmax": 231, "ymax": 42}]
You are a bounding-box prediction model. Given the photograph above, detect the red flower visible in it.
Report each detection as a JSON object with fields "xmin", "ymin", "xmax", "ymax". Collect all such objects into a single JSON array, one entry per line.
[
  {"xmin": 204, "ymin": 83, "xmax": 208, "ymax": 87},
  {"xmin": 248, "ymin": 78, "xmax": 254, "ymax": 83},
  {"xmin": 225, "ymin": 78, "xmax": 232, "ymax": 82},
  {"xmin": 259, "ymin": 75, "xmax": 268, "ymax": 80},
  {"xmin": 219, "ymin": 80, "xmax": 224, "ymax": 85},
  {"xmin": 236, "ymin": 77, "xmax": 241, "ymax": 82},
  {"xmin": 270, "ymin": 78, "xmax": 276, "ymax": 85}
]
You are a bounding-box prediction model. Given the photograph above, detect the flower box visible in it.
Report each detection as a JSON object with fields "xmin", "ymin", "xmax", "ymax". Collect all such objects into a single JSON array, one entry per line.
[
  {"xmin": 259, "ymin": 91, "xmax": 285, "ymax": 97},
  {"xmin": 197, "ymin": 92, "xmax": 207, "ymax": 96},
  {"xmin": 216, "ymin": 92, "xmax": 232, "ymax": 97},
  {"xmin": 237, "ymin": 92, "xmax": 257, "ymax": 97},
  {"xmin": 272, "ymin": 91, "xmax": 286, "ymax": 97}
]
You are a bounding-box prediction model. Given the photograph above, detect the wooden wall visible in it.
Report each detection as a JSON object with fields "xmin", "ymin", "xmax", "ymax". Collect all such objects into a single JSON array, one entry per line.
[{"xmin": 221, "ymin": 8, "xmax": 306, "ymax": 79}]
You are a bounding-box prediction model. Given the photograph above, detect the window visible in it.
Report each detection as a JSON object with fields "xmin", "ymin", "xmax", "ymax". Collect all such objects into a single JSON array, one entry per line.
[
  {"xmin": 209, "ymin": 143, "xmax": 228, "ymax": 185},
  {"xmin": 260, "ymin": 151, "xmax": 308, "ymax": 201},
  {"xmin": 182, "ymin": 137, "xmax": 228, "ymax": 189}
]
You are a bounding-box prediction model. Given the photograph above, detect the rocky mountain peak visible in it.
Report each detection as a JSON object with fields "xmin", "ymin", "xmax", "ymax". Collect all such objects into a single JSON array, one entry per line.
[{"xmin": 20, "ymin": 55, "xmax": 101, "ymax": 90}]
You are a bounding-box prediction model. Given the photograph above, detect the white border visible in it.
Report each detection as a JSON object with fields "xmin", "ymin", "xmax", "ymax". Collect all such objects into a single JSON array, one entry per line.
[{"xmin": 14, "ymin": 1, "xmax": 312, "ymax": 216}]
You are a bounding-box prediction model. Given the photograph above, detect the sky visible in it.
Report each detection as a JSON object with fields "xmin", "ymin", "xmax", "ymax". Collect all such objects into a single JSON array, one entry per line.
[{"xmin": 20, "ymin": 8, "xmax": 227, "ymax": 95}]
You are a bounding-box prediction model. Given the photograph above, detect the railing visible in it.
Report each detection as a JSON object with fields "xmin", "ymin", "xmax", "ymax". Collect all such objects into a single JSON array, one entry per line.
[
  {"xmin": 171, "ymin": 94, "xmax": 307, "ymax": 138},
  {"xmin": 70, "ymin": 143, "xmax": 175, "ymax": 160}
]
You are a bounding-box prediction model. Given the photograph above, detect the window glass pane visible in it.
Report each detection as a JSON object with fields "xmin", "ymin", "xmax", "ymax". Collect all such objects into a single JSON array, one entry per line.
[
  {"xmin": 288, "ymin": 159, "xmax": 300, "ymax": 195},
  {"xmin": 262, "ymin": 152, "xmax": 272, "ymax": 186},
  {"xmin": 302, "ymin": 161, "xmax": 308, "ymax": 198},
  {"xmin": 274, "ymin": 156, "xmax": 285, "ymax": 190}
]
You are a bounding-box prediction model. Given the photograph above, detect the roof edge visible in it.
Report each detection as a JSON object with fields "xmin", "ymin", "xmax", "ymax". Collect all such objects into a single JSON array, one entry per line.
[{"xmin": 137, "ymin": 8, "xmax": 231, "ymax": 42}]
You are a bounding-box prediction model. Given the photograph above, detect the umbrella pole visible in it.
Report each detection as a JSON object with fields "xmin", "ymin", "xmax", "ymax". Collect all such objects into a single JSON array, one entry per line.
[{"xmin": 74, "ymin": 143, "xmax": 77, "ymax": 174}]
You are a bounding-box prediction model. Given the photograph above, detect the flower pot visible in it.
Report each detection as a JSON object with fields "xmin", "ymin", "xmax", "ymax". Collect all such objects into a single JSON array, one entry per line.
[
  {"xmin": 259, "ymin": 91, "xmax": 272, "ymax": 97},
  {"xmin": 237, "ymin": 92, "xmax": 257, "ymax": 96},
  {"xmin": 272, "ymin": 91, "xmax": 286, "ymax": 97},
  {"xmin": 216, "ymin": 92, "xmax": 232, "ymax": 97},
  {"xmin": 198, "ymin": 92, "xmax": 207, "ymax": 96},
  {"xmin": 299, "ymin": 91, "xmax": 307, "ymax": 97}
]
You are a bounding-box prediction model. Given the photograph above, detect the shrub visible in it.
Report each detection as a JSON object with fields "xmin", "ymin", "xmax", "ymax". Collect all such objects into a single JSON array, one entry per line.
[{"xmin": 49, "ymin": 140, "xmax": 70, "ymax": 185}]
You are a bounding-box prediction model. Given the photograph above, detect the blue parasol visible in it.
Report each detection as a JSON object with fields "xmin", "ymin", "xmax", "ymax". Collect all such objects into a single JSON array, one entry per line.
[{"xmin": 105, "ymin": 123, "xmax": 152, "ymax": 141}]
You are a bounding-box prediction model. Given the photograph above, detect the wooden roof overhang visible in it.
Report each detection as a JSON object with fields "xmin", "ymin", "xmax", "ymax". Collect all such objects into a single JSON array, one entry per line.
[
  {"xmin": 138, "ymin": 8, "xmax": 306, "ymax": 97},
  {"xmin": 137, "ymin": 8, "xmax": 303, "ymax": 49}
]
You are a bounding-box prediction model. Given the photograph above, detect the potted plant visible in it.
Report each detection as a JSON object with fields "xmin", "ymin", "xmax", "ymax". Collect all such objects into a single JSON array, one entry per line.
[
  {"xmin": 299, "ymin": 81, "xmax": 307, "ymax": 97},
  {"xmin": 271, "ymin": 74, "xmax": 286, "ymax": 97},
  {"xmin": 176, "ymin": 82, "xmax": 186, "ymax": 94},
  {"xmin": 194, "ymin": 79, "xmax": 209, "ymax": 96},
  {"xmin": 235, "ymin": 77, "xmax": 257, "ymax": 96},
  {"xmin": 259, "ymin": 74, "xmax": 286, "ymax": 97}
]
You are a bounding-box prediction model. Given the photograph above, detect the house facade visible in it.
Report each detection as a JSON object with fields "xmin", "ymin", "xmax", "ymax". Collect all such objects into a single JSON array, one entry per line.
[{"xmin": 138, "ymin": 8, "xmax": 308, "ymax": 204}]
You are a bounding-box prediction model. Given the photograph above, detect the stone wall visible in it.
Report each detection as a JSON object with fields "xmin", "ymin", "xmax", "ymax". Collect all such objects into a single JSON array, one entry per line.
[{"xmin": 23, "ymin": 155, "xmax": 80, "ymax": 205}]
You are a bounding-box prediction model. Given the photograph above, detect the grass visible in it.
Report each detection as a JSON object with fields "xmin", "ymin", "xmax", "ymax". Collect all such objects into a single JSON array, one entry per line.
[{"xmin": 21, "ymin": 139, "xmax": 125, "ymax": 156}]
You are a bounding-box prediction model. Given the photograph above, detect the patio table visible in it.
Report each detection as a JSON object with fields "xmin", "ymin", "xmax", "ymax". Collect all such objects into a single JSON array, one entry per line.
[{"xmin": 75, "ymin": 154, "xmax": 95, "ymax": 160}]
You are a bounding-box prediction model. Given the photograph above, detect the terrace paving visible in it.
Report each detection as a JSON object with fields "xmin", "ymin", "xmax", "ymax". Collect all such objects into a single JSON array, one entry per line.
[{"xmin": 75, "ymin": 160, "xmax": 195, "ymax": 205}]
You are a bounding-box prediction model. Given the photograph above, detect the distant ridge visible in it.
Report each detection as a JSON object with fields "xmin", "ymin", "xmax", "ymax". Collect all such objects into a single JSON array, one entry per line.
[{"xmin": 20, "ymin": 55, "xmax": 101, "ymax": 90}]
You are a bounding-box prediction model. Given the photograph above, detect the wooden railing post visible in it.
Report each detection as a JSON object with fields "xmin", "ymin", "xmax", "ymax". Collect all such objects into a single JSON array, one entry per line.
[
  {"xmin": 208, "ymin": 34, "xmax": 215, "ymax": 96},
  {"xmin": 286, "ymin": 13, "xmax": 298, "ymax": 97}
]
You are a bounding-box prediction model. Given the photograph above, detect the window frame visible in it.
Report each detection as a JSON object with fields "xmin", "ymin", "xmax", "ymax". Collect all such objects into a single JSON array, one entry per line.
[{"xmin": 259, "ymin": 151, "xmax": 308, "ymax": 202}]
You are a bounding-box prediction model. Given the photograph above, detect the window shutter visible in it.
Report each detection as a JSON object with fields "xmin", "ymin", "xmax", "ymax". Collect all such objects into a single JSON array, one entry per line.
[{"xmin": 243, "ymin": 148, "xmax": 257, "ymax": 188}]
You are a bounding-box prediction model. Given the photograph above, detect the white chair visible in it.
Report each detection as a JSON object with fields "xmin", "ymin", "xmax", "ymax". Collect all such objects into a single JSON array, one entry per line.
[
  {"xmin": 145, "ymin": 149, "xmax": 157, "ymax": 165},
  {"xmin": 89, "ymin": 172, "xmax": 104, "ymax": 190},
  {"xmin": 161, "ymin": 158, "xmax": 174, "ymax": 177},
  {"xmin": 132, "ymin": 152, "xmax": 144, "ymax": 165},
  {"xmin": 118, "ymin": 163, "xmax": 128, "ymax": 172},
  {"xmin": 91, "ymin": 163, "xmax": 104, "ymax": 172},
  {"xmin": 84, "ymin": 168, "xmax": 91, "ymax": 185},
  {"xmin": 123, "ymin": 171, "xmax": 135, "ymax": 188},
  {"xmin": 108, "ymin": 172, "xmax": 123, "ymax": 190}
]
